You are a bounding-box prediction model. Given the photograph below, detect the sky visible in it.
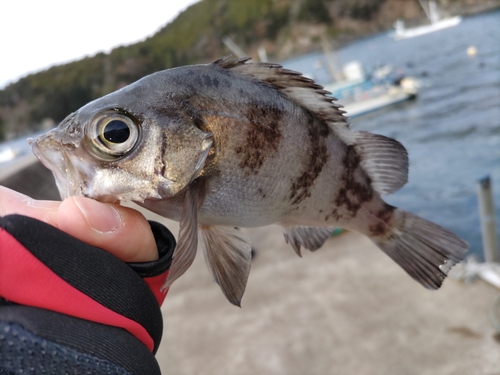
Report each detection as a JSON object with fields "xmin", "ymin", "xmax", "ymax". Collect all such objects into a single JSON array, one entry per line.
[{"xmin": 0, "ymin": 0, "xmax": 200, "ymax": 88}]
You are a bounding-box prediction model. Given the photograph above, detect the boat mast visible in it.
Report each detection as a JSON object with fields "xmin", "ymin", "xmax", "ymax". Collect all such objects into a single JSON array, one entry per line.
[{"xmin": 418, "ymin": 0, "xmax": 435, "ymax": 23}]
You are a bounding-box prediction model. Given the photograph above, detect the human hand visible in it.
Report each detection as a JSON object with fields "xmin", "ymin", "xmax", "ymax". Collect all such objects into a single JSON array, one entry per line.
[{"xmin": 0, "ymin": 186, "xmax": 158, "ymax": 262}]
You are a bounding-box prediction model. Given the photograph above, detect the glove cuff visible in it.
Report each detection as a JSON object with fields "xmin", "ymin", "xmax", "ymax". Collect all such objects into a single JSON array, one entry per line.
[{"xmin": 128, "ymin": 220, "xmax": 176, "ymax": 305}]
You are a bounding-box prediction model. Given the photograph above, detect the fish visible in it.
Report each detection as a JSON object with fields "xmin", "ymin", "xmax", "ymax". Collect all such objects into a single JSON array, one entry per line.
[{"xmin": 30, "ymin": 56, "xmax": 469, "ymax": 306}]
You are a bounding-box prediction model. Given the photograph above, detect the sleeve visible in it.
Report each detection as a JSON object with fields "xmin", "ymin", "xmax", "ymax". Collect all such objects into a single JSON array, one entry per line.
[{"xmin": 0, "ymin": 214, "xmax": 176, "ymax": 355}]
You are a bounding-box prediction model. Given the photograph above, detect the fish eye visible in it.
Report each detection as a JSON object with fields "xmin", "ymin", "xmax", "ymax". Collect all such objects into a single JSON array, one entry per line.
[
  {"xmin": 87, "ymin": 111, "xmax": 140, "ymax": 158},
  {"xmin": 101, "ymin": 120, "xmax": 131, "ymax": 144}
]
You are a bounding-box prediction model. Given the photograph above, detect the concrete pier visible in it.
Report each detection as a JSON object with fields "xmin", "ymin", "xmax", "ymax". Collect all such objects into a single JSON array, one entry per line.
[{"xmin": 135, "ymin": 209, "xmax": 500, "ymax": 375}]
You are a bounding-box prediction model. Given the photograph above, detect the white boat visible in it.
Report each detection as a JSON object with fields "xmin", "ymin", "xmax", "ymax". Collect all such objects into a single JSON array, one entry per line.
[
  {"xmin": 390, "ymin": 0, "xmax": 462, "ymax": 40},
  {"xmin": 340, "ymin": 79, "xmax": 418, "ymax": 117},
  {"xmin": 323, "ymin": 62, "xmax": 419, "ymax": 118},
  {"xmin": 0, "ymin": 145, "xmax": 17, "ymax": 164}
]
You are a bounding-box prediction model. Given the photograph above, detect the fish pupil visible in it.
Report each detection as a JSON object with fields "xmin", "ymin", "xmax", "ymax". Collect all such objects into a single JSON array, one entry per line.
[{"xmin": 103, "ymin": 120, "xmax": 130, "ymax": 143}]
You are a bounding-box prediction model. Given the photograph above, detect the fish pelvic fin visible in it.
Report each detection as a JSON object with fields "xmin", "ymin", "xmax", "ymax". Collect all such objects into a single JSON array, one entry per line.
[
  {"xmin": 372, "ymin": 209, "xmax": 469, "ymax": 290},
  {"xmin": 282, "ymin": 226, "xmax": 337, "ymax": 257},
  {"xmin": 162, "ymin": 178, "xmax": 207, "ymax": 291},
  {"xmin": 199, "ymin": 226, "xmax": 252, "ymax": 307}
]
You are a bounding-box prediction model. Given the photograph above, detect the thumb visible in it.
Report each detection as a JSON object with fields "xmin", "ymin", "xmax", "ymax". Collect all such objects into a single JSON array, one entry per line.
[{"xmin": 57, "ymin": 197, "xmax": 158, "ymax": 263}]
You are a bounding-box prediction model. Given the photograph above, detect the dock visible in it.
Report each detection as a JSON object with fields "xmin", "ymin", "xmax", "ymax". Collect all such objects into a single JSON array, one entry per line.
[
  {"xmin": 2, "ymin": 160, "xmax": 500, "ymax": 375},
  {"xmin": 137, "ymin": 207, "xmax": 500, "ymax": 375}
]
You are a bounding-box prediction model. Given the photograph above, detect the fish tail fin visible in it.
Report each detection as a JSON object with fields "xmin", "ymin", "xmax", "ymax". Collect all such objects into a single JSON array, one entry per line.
[{"xmin": 372, "ymin": 210, "xmax": 468, "ymax": 289}]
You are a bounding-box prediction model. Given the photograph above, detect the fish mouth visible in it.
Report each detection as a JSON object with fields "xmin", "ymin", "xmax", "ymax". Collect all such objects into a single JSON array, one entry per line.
[{"xmin": 29, "ymin": 135, "xmax": 81, "ymax": 200}]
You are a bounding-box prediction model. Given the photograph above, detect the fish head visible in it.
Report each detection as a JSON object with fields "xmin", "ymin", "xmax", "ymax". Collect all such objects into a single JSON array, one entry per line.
[{"xmin": 30, "ymin": 75, "xmax": 213, "ymax": 203}]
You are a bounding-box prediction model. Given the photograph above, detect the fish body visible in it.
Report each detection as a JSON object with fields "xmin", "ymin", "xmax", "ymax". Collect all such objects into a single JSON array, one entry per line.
[{"xmin": 31, "ymin": 57, "xmax": 468, "ymax": 306}]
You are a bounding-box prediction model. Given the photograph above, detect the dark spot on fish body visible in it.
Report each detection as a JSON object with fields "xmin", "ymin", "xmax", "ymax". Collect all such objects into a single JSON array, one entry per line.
[
  {"xmin": 257, "ymin": 187, "xmax": 266, "ymax": 199},
  {"xmin": 325, "ymin": 208, "xmax": 341, "ymax": 222},
  {"xmin": 378, "ymin": 205, "xmax": 396, "ymax": 222},
  {"xmin": 366, "ymin": 205, "xmax": 396, "ymax": 236},
  {"xmin": 315, "ymin": 116, "xmax": 331, "ymax": 138},
  {"xmin": 187, "ymin": 71, "xmax": 224, "ymax": 92},
  {"xmin": 332, "ymin": 145, "xmax": 374, "ymax": 219},
  {"xmin": 369, "ymin": 223, "xmax": 386, "ymax": 236},
  {"xmin": 289, "ymin": 115, "xmax": 329, "ymax": 205},
  {"xmin": 235, "ymin": 104, "xmax": 283, "ymax": 175},
  {"xmin": 333, "ymin": 187, "xmax": 362, "ymax": 215},
  {"xmin": 200, "ymin": 74, "xmax": 220, "ymax": 88}
]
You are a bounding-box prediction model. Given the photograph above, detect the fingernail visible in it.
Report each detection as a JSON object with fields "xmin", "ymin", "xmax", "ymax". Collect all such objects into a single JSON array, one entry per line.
[
  {"xmin": 24, "ymin": 199, "xmax": 60, "ymax": 210},
  {"xmin": 72, "ymin": 197, "xmax": 122, "ymax": 233}
]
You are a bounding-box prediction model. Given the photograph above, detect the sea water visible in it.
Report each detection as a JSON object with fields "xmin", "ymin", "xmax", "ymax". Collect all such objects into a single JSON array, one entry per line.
[{"xmin": 282, "ymin": 9, "xmax": 500, "ymax": 259}]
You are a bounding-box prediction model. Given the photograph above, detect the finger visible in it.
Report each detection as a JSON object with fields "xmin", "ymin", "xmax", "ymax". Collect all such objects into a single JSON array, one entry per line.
[
  {"xmin": 57, "ymin": 197, "xmax": 158, "ymax": 263},
  {"xmin": 0, "ymin": 186, "xmax": 60, "ymax": 225}
]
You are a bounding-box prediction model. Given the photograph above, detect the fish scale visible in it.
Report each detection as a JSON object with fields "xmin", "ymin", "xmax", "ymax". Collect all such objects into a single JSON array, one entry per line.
[{"xmin": 31, "ymin": 56, "xmax": 468, "ymax": 306}]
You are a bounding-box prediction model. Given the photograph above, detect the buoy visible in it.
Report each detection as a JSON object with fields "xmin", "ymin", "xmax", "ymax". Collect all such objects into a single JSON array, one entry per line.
[{"xmin": 467, "ymin": 46, "xmax": 478, "ymax": 56}]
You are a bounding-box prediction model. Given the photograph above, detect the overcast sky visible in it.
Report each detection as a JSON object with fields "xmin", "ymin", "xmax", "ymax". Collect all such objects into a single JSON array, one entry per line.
[{"xmin": 0, "ymin": 0, "xmax": 200, "ymax": 88}]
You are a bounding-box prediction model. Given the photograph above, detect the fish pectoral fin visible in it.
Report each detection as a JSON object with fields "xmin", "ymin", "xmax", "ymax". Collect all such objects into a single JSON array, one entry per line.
[
  {"xmin": 282, "ymin": 226, "xmax": 337, "ymax": 257},
  {"xmin": 162, "ymin": 178, "xmax": 208, "ymax": 291},
  {"xmin": 199, "ymin": 226, "xmax": 252, "ymax": 307}
]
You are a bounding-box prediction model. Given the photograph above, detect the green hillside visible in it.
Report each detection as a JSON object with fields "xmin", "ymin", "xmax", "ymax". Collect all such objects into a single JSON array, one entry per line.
[{"xmin": 0, "ymin": 0, "xmax": 497, "ymax": 139}]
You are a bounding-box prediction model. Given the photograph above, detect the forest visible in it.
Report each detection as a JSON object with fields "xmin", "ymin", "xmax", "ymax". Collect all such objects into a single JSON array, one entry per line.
[{"xmin": 0, "ymin": 0, "xmax": 497, "ymax": 139}]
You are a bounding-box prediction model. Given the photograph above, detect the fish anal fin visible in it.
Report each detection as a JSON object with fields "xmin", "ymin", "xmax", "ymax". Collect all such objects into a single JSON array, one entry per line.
[
  {"xmin": 162, "ymin": 178, "xmax": 207, "ymax": 290},
  {"xmin": 283, "ymin": 226, "xmax": 337, "ymax": 257},
  {"xmin": 199, "ymin": 226, "xmax": 252, "ymax": 307}
]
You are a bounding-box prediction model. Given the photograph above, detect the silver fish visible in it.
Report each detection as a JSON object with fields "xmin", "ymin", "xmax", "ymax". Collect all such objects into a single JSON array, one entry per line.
[{"xmin": 30, "ymin": 57, "xmax": 468, "ymax": 306}]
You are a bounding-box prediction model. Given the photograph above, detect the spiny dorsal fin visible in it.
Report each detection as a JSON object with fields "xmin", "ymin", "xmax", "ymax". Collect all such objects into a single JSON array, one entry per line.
[
  {"xmin": 212, "ymin": 56, "xmax": 348, "ymax": 127},
  {"xmin": 282, "ymin": 226, "xmax": 337, "ymax": 257},
  {"xmin": 199, "ymin": 225, "xmax": 252, "ymax": 307}
]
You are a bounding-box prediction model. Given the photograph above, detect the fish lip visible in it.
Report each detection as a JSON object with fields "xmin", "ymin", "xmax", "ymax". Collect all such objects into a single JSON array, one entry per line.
[{"xmin": 29, "ymin": 135, "xmax": 79, "ymax": 200}]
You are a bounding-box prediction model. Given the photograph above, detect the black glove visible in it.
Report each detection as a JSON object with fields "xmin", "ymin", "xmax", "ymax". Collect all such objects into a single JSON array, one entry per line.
[{"xmin": 0, "ymin": 214, "xmax": 175, "ymax": 375}]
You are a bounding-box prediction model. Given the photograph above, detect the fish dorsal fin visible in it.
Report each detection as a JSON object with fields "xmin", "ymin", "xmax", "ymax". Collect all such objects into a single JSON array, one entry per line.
[
  {"xmin": 162, "ymin": 178, "xmax": 207, "ymax": 290},
  {"xmin": 212, "ymin": 57, "xmax": 408, "ymax": 195},
  {"xmin": 212, "ymin": 56, "xmax": 348, "ymax": 128},
  {"xmin": 341, "ymin": 130, "xmax": 409, "ymax": 195},
  {"xmin": 282, "ymin": 226, "xmax": 337, "ymax": 257},
  {"xmin": 199, "ymin": 225, "xmax": 252, "ymax": 307}
]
